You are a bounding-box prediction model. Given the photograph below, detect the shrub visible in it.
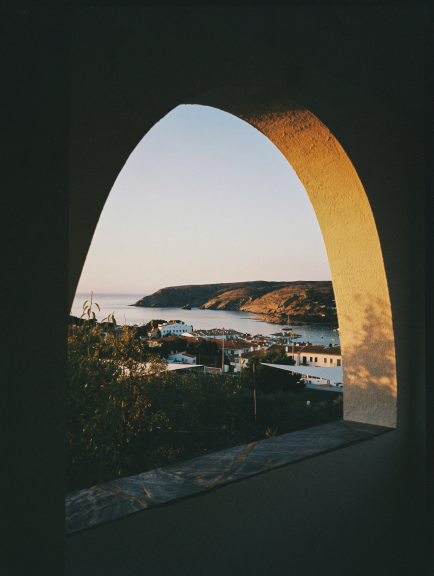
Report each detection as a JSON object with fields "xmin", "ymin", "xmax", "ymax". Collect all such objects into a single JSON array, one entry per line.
[
  {"xmin": 67, "ymin": 297, "xmax": 245, "ymax": 491},
  {"xmin": 66, "ymin": 297, "xmax": 341, "ymax": 492},
  {"xmin": 240, "ymin": 348, "xmax": 304, "ymax": 394}
]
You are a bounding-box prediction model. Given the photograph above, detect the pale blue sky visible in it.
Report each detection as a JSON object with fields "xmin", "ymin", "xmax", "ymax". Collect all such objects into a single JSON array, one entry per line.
[{"xmin": 77, "ymin": 104, "xmax": 331, "ymax": 295}]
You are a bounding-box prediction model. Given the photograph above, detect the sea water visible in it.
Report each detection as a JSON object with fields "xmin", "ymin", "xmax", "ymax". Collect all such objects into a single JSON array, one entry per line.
[{"xmin": 71, "ymin": 293, "xmax": 340, "ymax": 346}]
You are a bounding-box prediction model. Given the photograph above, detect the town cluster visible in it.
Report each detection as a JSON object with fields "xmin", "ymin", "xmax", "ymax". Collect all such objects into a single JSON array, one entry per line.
[{"xmin": 145, "ymin": 321, "xmax": 342, "ymax": 389}]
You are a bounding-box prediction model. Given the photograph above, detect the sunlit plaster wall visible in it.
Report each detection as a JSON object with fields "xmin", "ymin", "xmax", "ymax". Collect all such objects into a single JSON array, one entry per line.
[
  {"xmin": 190, "ymin": 88, "xmax": 398, "ymax": 427},
  {"xmin": 70, "ymin": 90, "xmax": 400, "ymax": 429}
]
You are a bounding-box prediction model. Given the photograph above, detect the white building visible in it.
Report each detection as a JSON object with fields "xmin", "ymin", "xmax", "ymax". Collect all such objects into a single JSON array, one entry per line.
[
  {"xmin": 261, "ymin": 363, "xmax": 343, "ymax": 388},
  {"xmin": 216, "ymin": 339, "xmax": 261, "ymax": 357},
  {"xmin": 286, "ymin": 344, "xmax": 342, "ymax": 368},
  {"xmin": 158, "ymin": 321, "xmax": 193, "ymax": 338},
  {"xmin": 232, "ymin": 350, "xmax": 263, "ymax": 372},
  {"xmin": 167, "ymin": 351, "xmax": 197, "ymax": 364}
]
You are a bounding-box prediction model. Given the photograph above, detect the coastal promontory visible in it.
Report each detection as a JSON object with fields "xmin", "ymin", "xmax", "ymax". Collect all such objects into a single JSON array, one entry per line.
[{"xmin": 132, "ymin": 281, "xmax": 337, "ymax": 324}]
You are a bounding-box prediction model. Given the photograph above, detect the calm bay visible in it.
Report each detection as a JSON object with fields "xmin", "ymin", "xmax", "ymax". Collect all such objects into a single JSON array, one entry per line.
[{"xmin": 71, "ymin": 293, "xmax": 340, "ymax": 346}]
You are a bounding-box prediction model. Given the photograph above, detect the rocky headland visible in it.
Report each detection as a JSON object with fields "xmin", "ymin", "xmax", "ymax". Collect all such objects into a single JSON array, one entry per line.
[{"xmin": 132, "ymin": 281, "xmax": 337, "ymax": 325}]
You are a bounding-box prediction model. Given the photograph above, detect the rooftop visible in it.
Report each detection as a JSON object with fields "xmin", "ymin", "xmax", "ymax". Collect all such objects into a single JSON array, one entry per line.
[
  {"xmin": 297, "ymin": 345, "xmax": 341, "ymax": 355},
  {"xmin": 240, "ymin": 350, "xmax": 265, "ymax": 359}
]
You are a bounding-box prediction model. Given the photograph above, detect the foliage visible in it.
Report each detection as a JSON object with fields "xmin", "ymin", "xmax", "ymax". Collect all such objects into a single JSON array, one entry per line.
[
  {"xmin": 67, "ymin": 297, "xmax": 247, "ymax": 491},
  {"xmin": 186, "ymin": 339, "xmax": 219, "ymax": 357},
  {"xmin": 184, "ymin": 339, "xmax": 222, "ymax": 367},
  {"xmin": 67, "ymin": 298, "xmax": 167, "ymax": 491},
  {"xmin": 232, "ymin": 387, "xmax": 304, "ymax": 424},
  {"xmin": 151, "ymin": 336, "xmax": 220, "ymax": 364},
  {"xmin": 154, "ymin": 337, "xmax": 189, "ymax": 358},
  {"xmin": 67, "ymin": 296, "xmax": 342, "ymax": 493},
  {"xmin": 133, "ymin": 319, "xmax": 166, "ymax": 338},
  {"xmin": 295, "ymin": 389, "xmax": 342, "ymax": 404},
  {"xmin": 240, "ymin": 348, "xmax": 305, "ymax": 394}
]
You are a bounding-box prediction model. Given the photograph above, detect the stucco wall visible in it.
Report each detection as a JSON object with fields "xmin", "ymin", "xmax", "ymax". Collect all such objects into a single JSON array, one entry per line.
[
  {"xmin": 66, "ymin": 431, "xmax": 425, "ymax": 576},
  {"xmin": 188, "ymin": 87, "xmax": 399, "ymax": 427},
  {"xmin": 69, "ymin": 8, "xmax": 422, "ymax": 431},
  {"xmin": 65, "ymin": 7, "xmax": 427, "ymax": 574},
  {"xmin": 1, "ymin": 7, "xmax": 428, "ymax": 576}
]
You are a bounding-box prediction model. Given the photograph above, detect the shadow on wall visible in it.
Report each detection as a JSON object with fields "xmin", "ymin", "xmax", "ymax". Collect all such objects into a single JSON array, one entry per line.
[
  {"xmin": 341, "ymin": 295, "xmax": 397, "ymax": 428},
  {"xmin": 185, "ymin": 91, "xmax": 398, "ymax": 427}
]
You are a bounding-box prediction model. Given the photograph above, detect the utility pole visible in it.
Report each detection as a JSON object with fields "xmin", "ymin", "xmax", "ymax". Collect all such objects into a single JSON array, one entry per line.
[
  {"xmin": 222, "ymin": 327, "xmax": 225, "ymax": 374},
  {"xmin": 253, "ymin": 362, "xmax": 257, "ymax": 421}
]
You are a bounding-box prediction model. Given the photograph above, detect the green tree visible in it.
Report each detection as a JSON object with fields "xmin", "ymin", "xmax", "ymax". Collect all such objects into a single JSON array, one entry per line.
[
  {"xmin": 67, "ymin": 298, "xmax": 167, "ymax": 491},
  {"xmin": 186, "ymin": 339, "xmax": 219, "ymax": 356},
  {"xmin": 240, "ymin": 349, "xmax": 305, "ymax": 394},
  {"xmin": 134, "ymin": 319, "xmax": 167, "ymax": 338},
  {"xmin": 155, "ymin": 337, "xmax": 189, "ymax": 358}
]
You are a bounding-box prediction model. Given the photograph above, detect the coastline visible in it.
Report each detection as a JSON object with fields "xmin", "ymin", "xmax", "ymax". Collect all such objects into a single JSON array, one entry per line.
[
  {"xmin": 73, "ymin": 297, "xmax": 340, "ymax": 344},
  {"xmin": 130, "ymin": 303, "xmax": 338, "ymax": 327}
]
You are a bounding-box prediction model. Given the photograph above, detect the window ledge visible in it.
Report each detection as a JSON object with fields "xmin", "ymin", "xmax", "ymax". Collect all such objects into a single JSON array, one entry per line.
[{"xmin": 65, "ymin": 420, "xmax": 392, "ymax": 535}]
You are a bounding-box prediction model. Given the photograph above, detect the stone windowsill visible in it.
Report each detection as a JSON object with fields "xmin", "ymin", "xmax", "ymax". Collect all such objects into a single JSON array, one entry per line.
[{"xmin": 65, "ymin": 419, "xmax": 392, "ymax": 535}]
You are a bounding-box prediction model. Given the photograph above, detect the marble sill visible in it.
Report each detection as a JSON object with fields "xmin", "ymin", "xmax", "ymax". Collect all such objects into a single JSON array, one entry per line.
[{"xmin": 65, "ymin": 419, "xmax": 392, "ymax": 535}]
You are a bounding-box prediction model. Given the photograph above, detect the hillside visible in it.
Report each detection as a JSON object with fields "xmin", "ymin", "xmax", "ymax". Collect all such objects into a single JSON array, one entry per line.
[{"xmin": 132, "ymin": 281, "xmax": 337, "ymax": 324}]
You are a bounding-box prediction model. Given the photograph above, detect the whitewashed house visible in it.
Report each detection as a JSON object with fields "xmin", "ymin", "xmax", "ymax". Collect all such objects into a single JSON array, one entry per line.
[
  {"xmin": 158, "ymin": 321, "xmax": 193, "ymax": 337},
  {"xmin": 286, "ymin": 344, "xmax": 342, "ymax": 368},
  {"xmin": 232, "ymin": 350, "xmax": 264, "ymax": 372},
  {"xmin": 167, "ymin": 351, "xmax": 197, "ymax": 364}
]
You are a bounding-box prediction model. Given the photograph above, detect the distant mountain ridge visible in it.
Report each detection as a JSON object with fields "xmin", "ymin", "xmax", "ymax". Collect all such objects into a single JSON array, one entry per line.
[{"xmin": 132, "ymin": 281, "xmax": 337, "ymax": 324}]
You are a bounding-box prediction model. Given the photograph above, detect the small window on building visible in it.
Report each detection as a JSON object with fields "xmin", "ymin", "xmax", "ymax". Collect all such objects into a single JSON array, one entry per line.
[
  {"xmin": 310, "ymin": 357, "xmax": 313, "ymax": 362},
  {"xmin": 324, "ymin": 358, "xmax": 327, "ymax": 363},
  {"xmin": 337, "ymin": 359, "xmax": 341, "ymax": 366}
]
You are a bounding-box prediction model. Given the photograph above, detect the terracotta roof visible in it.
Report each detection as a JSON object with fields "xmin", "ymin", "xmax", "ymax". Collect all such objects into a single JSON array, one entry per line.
[
  {"xmin": 215, "ymin": 340, "xmax": 253, "ymax": 350},
  {"xmin": 183, "ymin": 353, "xmax": 196, "ymax": 358},
  {"xmin": 296, "ymin": 345, "xmax": 341, "ymax": 355},
  {"xmin": 240, "ymin": 351, "xmax": 264, "ymax": 359},
  {"xmin": 267, "ymin": 344, "xmax": 289, "ymax": 351}
]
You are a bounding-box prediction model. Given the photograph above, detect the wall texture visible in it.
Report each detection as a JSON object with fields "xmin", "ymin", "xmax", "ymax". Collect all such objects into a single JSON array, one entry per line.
[
  {"xmin": 1, "ymin": 7, "xmax": 429, "ymax": 576},
  {"xmin": 1, "ymin": 9, "xmax": 69, "ymax": 575},
  {"xmin": 65, "ymin": 7, "xmax": 428, "ymax": 575}
]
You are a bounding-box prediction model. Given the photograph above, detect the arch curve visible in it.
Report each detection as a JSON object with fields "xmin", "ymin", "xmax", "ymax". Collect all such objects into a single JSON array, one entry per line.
[
  {"xmin": 189, "ymin": 89, "xmax": 397, "ymax": 427},
  {"xmin": 70, "ymin": 87, "xmax": 398, "ymax": 429}
]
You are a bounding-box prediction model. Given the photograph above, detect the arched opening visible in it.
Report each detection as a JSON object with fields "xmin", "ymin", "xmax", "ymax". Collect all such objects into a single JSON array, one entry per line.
[
  {"xmin": 6, "ymin": 9, "xmax": 425, "ymax": 575},
  {"xmin": 69, "ymin": 103, "xmax": 346, "ymax": 494},
  {"xmin": 70, "ymin": 90, "xmax": 397, "ymax": 430}
]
